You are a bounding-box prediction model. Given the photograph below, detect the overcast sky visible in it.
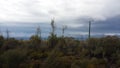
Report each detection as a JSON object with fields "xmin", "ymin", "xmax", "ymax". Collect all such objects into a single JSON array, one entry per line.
[
  {"xmin": 0, "ymin": 0, "xmax": 120, "ymax": 22},
  {"xmin": 0, "ymin": 0, "xmax": 120, "ymax": 38}
]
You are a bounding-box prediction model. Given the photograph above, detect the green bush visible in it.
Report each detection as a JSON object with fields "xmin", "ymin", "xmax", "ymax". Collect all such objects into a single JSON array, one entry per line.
[{"xmin": 0, "ymin": 49, "xmax": 28, "ymax": 68}]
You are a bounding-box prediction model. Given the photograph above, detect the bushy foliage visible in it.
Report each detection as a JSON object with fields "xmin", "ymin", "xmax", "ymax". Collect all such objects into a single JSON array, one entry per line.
[
  {"xmin": 48, "ymin": 33, "xmax": 58, "ymax": 48},
  {"xmin": 29, "ymin": 35, "xmax": 41, "ymax": 49},
  {"xmin": 0, "ymin": 36, "xmax": 4, "ymax": 47},
  {"xmin": 0, "ymin": 35, "xmax": 120, "ymax": 68},
  {"xmin": 0, "ymin": 49, "xmax": 28, "ymax": 68}
]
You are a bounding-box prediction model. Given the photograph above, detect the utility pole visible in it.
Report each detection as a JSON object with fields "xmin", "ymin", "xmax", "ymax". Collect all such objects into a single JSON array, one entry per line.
[
  {"xmin": 0, "ymin": 28, "xmax": 2, "ymax": 36},
  {"xmin": 0, "ymin": 24, "xmax": 2, "ymax": 36},
  {"xmin": 6, "ymin": 29, "xmax": 10, "ymax": 40},
  {"xmin": 88, "ymin": 21, "xmax": 91, "ymax": 39},
  {"xmin": 88, "ymin": 19, "xmax": 94, "ymax": 39},
  {"xmin": 62, "ymin": 25, "xmax": 67, "ymax": 38}
]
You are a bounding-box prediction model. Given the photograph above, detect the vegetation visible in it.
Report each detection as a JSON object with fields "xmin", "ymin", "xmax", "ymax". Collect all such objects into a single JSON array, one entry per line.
[{"xmin": 0, "ymin": 20, "xmax": 120, "ymax": 68}]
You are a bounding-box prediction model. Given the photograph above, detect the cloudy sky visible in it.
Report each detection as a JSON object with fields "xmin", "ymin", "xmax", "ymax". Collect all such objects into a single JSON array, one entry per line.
[{"xmin": 0, "ymin": 0, "xmax": 120, "ymax": 38}]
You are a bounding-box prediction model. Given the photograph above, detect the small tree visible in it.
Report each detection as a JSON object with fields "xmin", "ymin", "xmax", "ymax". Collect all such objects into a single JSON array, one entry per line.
[
  {"xmin": 51, "ymin": 19, "xmax": 55, "ymax": 35},
  {"xmin": 29, "ymin": 26, "xmax": 41, "ymax": 49},
  {"xmin": 36, "ymin": 26, "xmax": 41, "ymax": 39},
  {"xmin": 48, "ymin": 19, "xmax": 58, "ymax": 48}
]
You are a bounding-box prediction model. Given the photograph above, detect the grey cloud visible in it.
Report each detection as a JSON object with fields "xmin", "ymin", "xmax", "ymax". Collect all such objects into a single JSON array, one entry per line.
[
  {"xmin": 0, "ymin": 0, "xmax": 120, "ymax": 23},
  {"xmin": 67, "ymin": 15, "xmax": 120, "ymax": 36}
]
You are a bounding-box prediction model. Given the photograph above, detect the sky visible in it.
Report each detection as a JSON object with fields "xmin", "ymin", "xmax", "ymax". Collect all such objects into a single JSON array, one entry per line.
[{"xmin": 0, "ymin": 0, "xmax": 120, "ymax": 38}]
